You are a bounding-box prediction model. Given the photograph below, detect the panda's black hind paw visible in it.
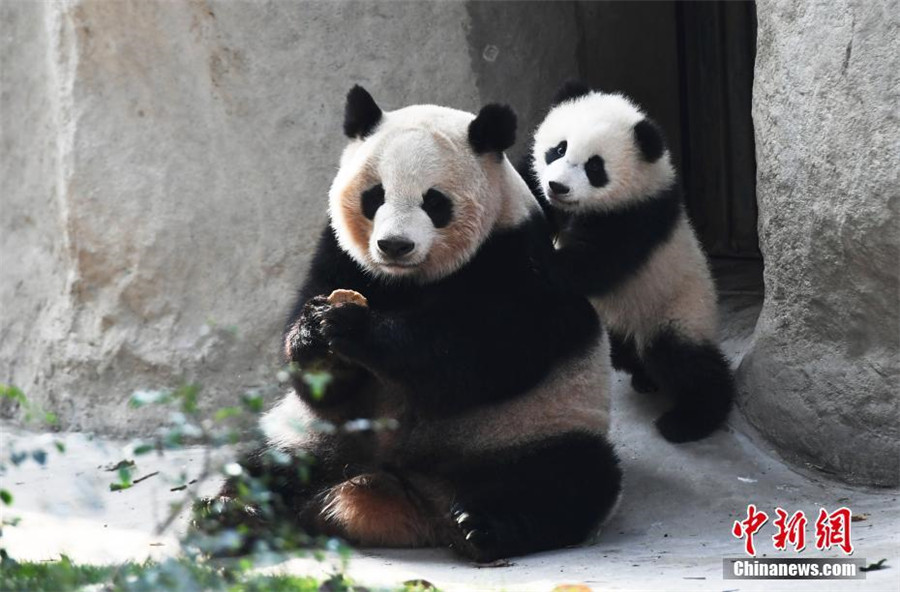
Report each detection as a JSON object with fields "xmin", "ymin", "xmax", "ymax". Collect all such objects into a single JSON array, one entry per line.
[{"xmin": 449, "ymin": 503, "xmax": 506, "ymax": 562}]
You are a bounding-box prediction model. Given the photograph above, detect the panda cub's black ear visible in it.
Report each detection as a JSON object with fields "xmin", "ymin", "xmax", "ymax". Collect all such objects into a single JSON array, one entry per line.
[
  {"xmin": 551, "ymin": 79, "xmax": 592, "ymax": 107},
  {"xmin": 634, "ymin": 118, "xmax": 666, "ymax": 163},
  {"xmin": 343, "ymin": 85, "xmax": 382, "ymax": 139},
  {"xmin": 468, "ymin": 104, "xmax": 517, "ymax": 155}
]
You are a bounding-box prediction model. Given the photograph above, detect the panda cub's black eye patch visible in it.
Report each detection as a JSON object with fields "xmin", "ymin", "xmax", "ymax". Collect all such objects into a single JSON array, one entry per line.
[
  {"xmin": 585, "ymin": 155, "xmax": 608, "ymax": 187},
  {"xmin": 544, "ymin": 140, "xmax": 567, "ymax": 165},
  {"xmin": 361, "ymin": 184, "xmax": 385, "ymax": 220},
  {"xmin": 422, "ymin": 189, "xmax": 453, "ymax": 228}
]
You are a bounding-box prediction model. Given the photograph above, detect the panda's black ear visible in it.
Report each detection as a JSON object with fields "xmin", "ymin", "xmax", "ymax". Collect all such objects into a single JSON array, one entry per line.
[
  {"xmin": 551, "ymin": 79, "xmax": 592, "ymax": 107},
  {"xmin": 634, "ymin": 118, "xmax": 666, "ymax": 163},
  {"xmin": 468, "ymin": 104, "xmax": 517, "ymax": 155},
  {"xmin": 343, "ymin": 85, "xmax": 382, "ymax": 139}
]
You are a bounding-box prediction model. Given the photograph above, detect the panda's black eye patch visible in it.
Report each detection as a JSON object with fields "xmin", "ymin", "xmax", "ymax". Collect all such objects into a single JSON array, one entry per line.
[
  {"xmin": 585, "ymin": 155, "xmax": 609, "ymax": 187},
  {"xmin": 361, "ymin": 184, "xmax": 385, "ymax": 220},
  {"xmin": 422, "ymin": 188, "xmax": 453, "ymax": 228},
  {"xmin": 544, "ymin": 140, "xmax": 567, "ymax": 165}
]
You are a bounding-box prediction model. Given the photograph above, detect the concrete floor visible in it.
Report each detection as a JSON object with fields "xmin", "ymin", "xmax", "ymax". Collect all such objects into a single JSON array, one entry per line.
[{"xmin": 2, "ymin": 261, "xmax": 898, "ymax": 591}]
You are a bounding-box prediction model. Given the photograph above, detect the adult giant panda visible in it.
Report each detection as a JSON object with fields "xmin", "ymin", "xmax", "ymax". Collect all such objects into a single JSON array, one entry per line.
[
  {"xmin": 524, "ymin": 80, "xmax": 734, "ymax": 444},
  {"xmin": 198, "ymin": 86, "xmax": 621, "ymax": 562}
]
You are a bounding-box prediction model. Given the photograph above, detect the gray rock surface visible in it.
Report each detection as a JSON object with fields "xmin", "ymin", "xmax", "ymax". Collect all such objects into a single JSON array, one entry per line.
[
  {"xmin": 739, "ymin": 0, "xmax": 900, "ymax": 486},
  {"xmin": 0, "ymin": 0, "xmax": 578, "ymax": 434}
]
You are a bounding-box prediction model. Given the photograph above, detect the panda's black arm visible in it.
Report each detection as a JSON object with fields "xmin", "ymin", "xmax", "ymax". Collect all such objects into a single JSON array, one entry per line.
[
  {"xmin": 282, "ymin": 226, "xmax": 374, "ymax": 417},
  {"xmin": 554, "ymin": 189, "xmax": 683, "ymax": 296},
  {"xmin": 322, "ymin": 291, "xmax": 598, "ymax": 414}
]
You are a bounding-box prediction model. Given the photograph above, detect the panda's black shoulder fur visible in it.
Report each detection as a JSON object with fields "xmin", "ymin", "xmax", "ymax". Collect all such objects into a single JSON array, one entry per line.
[
  {"xmin": 555, "ymin": 186, "xmax": 683, "ymax": 297},
  {"xmin": 286, "ymin": 211, "xmax": 600, "ymax": 416}
]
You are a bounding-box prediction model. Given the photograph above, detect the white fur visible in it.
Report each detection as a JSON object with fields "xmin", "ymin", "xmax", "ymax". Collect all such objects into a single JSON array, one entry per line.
[
  {"xmin": 408, "ymin": 334, "xmax": 612, "ymax": 454},
  {"xmin": 330, "ymin": 105, "xmax": 541, "ymax": 283},
  {"xmin": 533, "ymin": 91, "xmax": 717, "ymax": 348},
  {"xmin": 532, "ymin": 93, "xmax": 675, "ymax": 213},
  {"xmin": 593, "ymin": 217, "xmax": 717, "ymax": 350}
]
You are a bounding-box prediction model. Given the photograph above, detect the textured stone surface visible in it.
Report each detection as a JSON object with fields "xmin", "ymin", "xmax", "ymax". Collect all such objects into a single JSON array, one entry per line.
[
  {"xmin": 0, "ymin": 0, "xmax": 577, "ymax": 434},
  {"xmin": 739, "ymin": 0, "xmax": 900, "ymax": 486}
]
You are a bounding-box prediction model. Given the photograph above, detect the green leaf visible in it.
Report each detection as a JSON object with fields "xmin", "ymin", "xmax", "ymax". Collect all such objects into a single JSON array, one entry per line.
[
  {"xmin": 44, "ymin": 412, "xmax": 58, "ymax": 426},
  {"xmin": 241, "ymin": 391, "xmax": 264, "ymax": 414},
  {"xmin": 214, "ymin": 406, "xmax": 242, "ymax": 421},
  {"xmin": 0, "ymin": 384, "xmax": 26, "ymax": 404},
  {"xmin": 175, "ymin": 383, "xmax": 201, "ymax": 414},
  {"xmin": 54, "ymin": 441, "xmax": 66, "ymax": 453},
  {"xmin": 302, "ymin": 371, "xmax": 332, "ymax": 401},
  {"xmin": 111, "ymin": 463, "xmax": 133, "ymax": 491},
  {"xmin": 132, "ymin": 443, "xmax": 154, "ymax": 456},
  {"xmin": 0, "ymin": 489, "xmax": 12, "ymax": 505}
]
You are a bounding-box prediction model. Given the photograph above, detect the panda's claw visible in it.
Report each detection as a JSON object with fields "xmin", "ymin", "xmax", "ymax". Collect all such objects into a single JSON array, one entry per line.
[{"xmin": 449, "ymin": 505, "xmax": 506, "ymax": 561}]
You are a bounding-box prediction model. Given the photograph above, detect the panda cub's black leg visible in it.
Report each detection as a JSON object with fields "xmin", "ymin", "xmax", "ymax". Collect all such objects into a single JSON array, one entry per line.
[
  {"xmin": 641, "ymin": 328, "xmax": 734, "ymax": 443},
  {"xmin": 444, "ymin": 433, "xmax": 622, "ymax": 562},
  {"xmin": 609, "ymin": 331, "xmax": 658, "ymax": 394}
]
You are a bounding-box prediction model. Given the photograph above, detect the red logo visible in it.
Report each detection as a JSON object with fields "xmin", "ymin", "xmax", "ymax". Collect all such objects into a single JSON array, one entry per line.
[
  {"xmin": 814, "ymin": 507, "xmax": 853, "ymax": 554},
  {"xmin": 732, "ymin": 504, "xmax": 769, "ymax": 556},
  {"xmin": 772, "ymin": 508, "xmax": 807, "ymax": 552},
  {"xmin": 733, "ymin": 505, "xmax": 853, "ymax": 556}
]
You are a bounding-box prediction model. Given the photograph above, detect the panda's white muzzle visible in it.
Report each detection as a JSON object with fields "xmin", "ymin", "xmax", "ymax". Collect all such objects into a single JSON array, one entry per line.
[{"xmin": 369, "ymin": 202, "xmax": 436, "ymax": 273}]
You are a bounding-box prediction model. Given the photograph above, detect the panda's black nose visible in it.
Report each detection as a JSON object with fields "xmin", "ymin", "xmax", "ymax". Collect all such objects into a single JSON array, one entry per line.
[
  {"xmin": 377, "ymin": 237, "xmax": 415, "ymax": 258},
  {"xmin": 548, "ymin": 181, "xmax": 570, "ymax": 196}
]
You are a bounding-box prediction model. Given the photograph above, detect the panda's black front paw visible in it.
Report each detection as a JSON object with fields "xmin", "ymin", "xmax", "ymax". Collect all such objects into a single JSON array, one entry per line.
[
  {"xmin": 320, "ymin": 303, "xmax": 370, "ymax": 360},
  {"xmin": 449, "ymin": 503, "xmax": 507, "ymax": 563},
  {"xmin": 285, "ymin": 296, "xmax": 331, "ymax": 363}
]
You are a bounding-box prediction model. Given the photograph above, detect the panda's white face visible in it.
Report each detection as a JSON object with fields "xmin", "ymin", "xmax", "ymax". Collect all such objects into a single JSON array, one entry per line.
[
  {"xmin": 330, "ymin": 101, "xmax": 537, "ymax": 283},
  {"xmin": 532, "ymin": 92, "xmax": 675, "ymax": 214}
]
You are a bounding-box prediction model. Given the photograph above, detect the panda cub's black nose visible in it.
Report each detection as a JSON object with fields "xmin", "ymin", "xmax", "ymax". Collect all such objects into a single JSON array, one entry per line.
[
  {"xmin": 548, "ymin": 181, "xmax": 570, "ymax": 196},
  {"xmin": 377, "ymin": 237, "xmax": 415, "ymax": 258}
]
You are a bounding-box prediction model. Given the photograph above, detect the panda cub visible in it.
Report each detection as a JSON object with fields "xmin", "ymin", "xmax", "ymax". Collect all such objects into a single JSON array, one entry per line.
[
  {"xmin": 199, "ymin": 86, "xmax": 621, "ymax": 562},
  {"xmin": 526, "ymin": 80, "xmax": 734, "ymax": 443}
]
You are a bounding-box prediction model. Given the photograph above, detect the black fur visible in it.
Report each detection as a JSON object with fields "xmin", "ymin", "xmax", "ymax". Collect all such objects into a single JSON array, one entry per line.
[
  {"xmin": 343, "ymin": 85, "xmax": 382, "ymax": 139},
  {"xmin": 551, "ymin": 79, "xmax": 592, "ymax": 107},
  {"xmin": 641, "ymin": 327, "xmax": 734, "ymax": 443},
  {"xmin": 468, "ymin": 104, "xmax": 517, "ymax": 155},
  {"xmin": 634, "ymin": 118, "xmax": 665, "ymax": 163},
  {"xmin": 584, "ymin": 155, "xmax": 608, "ymax": 187},
  {"xmin": 609, "ymin": 331, "xmax": 657, "ymax": 394},
  {"xmin": 553, "ymin": 186, "xmax": 683, "ymax": 297},
  {"xmin": 442, "ymin": 432, "xmax": 621, "ymax": 562},
  {"xmin": 544, "ymin": 140, "xmax": 567, "ymax": 165},
  {"xmin": 287, "ymin": 213, "xmax": 598, "ymax": 416},
  {"xmin": 360, "ymin": 184, "xmax": 385, "ymax": 220},
  {"xmin": 422, "ymin": 188, "xmax": 453, "ymax": 228}
]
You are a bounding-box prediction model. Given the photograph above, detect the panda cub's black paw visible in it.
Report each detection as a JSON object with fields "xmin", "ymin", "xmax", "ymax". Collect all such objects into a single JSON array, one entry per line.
[{"xmin": 655, "ymin": 407, "xmax": 720, "ymax": 443}]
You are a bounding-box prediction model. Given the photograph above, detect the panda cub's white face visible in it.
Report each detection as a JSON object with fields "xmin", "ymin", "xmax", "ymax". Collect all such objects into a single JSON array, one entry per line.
[
  {"xmin": 329, "ymin": 88, "xmax": 536, "ymax": 283},
  {"xmin": 532, "ymin": 92, "xmax": 676, "ymax": 213}
]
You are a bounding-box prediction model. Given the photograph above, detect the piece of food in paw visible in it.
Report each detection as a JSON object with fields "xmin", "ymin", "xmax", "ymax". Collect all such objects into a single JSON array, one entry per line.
[{"xmin": 327, "ymin": 289, "xmax": 369, "ymax": 308}]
